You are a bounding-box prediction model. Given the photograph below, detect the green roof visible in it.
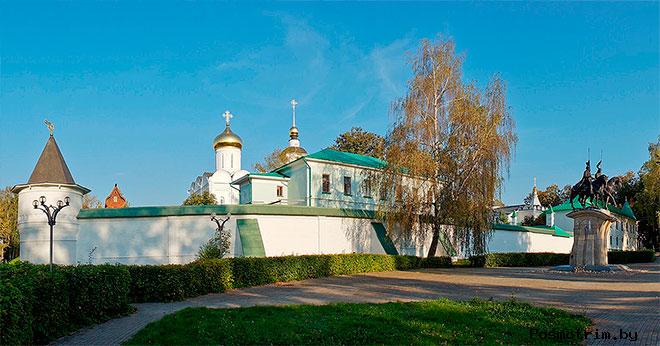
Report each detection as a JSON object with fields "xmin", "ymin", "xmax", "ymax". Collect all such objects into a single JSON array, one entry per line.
[
  {"xmin": 492, "ymin": 223, "xmax": 572, "ymax": 238},
  {"xmin": 543, "ymin": 198, "xmax": 636, "ymax": 220},
  {"xmin": 305, "ymin": 149, "xmax": 387, "ymax": 169},
  {"xmin": 250, "ymin": 172, "xmax": 287, "ymax": 178},
  {"xmin": 78, "ymin": 204, "xmax": 375, "ymax": 219}
]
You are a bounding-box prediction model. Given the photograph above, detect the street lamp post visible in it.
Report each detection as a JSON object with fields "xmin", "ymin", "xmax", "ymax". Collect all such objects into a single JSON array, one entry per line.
[
  {"xmin": 210, "ymin": 212, "xmax": 231, "ymax": 232},
  {"xmin": 33, "ymin": 195, "xmax": 70, "ymax": 271}
]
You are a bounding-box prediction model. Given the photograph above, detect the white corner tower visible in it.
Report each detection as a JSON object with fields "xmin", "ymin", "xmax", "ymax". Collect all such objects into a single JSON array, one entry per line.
[{"xmin": 11, "ymin": 121, "xmax": 90, "ymax": 264}]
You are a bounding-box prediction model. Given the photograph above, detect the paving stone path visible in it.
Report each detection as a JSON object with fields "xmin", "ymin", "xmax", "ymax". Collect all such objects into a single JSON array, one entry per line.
[{"xmin": 54, "ymin": 261, "xmax": 659, "ymax": 346}]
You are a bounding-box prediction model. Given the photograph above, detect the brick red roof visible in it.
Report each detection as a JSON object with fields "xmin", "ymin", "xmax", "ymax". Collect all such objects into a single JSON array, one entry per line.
[{"xmin": 105, "ymin": 184, "xmax": 127, "ymax": 208}]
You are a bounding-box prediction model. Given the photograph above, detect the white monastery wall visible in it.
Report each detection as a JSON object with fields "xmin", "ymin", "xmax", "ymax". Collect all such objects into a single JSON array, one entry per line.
[
  {"xmin": 74, "ymin": 213, "xmax": 391, "ymax": 265},
  {"xmin": 486, "ymin": 230, "xmax": 573, "ymax": 254}
]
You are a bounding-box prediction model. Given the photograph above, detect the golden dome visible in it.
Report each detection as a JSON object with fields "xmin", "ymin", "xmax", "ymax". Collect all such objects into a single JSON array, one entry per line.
[
  {"xmin": 282, "ymin": 145, "xmax": 307, "ymax": 162},
  {"xmin": 213, "ymin": 126, "xmax": 243, "ymax": 150}
]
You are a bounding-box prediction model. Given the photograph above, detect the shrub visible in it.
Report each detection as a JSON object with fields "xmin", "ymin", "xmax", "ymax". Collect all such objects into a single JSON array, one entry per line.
[
  {"xmin": 197, "ymin": 224, "xmax": 231, "ymax": 260},
  {"xmin": 0, "ymin": 263, "xmax": 131, "ymax": 345},
  {"xmin": 127, "ymin": 259, "xmax": 232, "ymax": 303},
  {"xmin": 469, "ymin": 250, "xmax": 657, "ymax": 267},
  {"xmin": 0, "ymin": 279, "xmax": 32, "ymax": 345},
  {"xmin": 65, "ymin": 265, "xmax": 131, "ymax": 326},
  {"xmin": 469, "ymin": 253, "xmax": 570, "ymax": 268},
  {"xmin": 608, "ymin": 249, "xmax": 656, "ymax": 264},
  {"xmin": 230, "ymin": 254, "xmax": 451, "ymax": 289}
]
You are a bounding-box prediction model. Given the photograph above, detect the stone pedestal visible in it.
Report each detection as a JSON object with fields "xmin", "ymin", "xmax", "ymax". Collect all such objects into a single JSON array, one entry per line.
[{"xmin": 567, "ymin": 208, "xmax": 616, "ymax": 268}]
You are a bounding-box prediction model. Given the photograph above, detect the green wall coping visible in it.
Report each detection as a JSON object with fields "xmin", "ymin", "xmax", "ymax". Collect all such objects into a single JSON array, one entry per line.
[{"xmin": 78, "ymin": 204, "xmax": 376, "ymax": 219}]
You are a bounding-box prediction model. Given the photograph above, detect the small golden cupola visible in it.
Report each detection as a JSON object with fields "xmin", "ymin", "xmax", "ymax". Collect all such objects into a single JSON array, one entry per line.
[
  {"xmin": 281, "ymin": 99, "xmax": 308, "ymax": 163},
  {"xmin": 213, "ymin": 110, "xmax": 243, "ymax": 150}
]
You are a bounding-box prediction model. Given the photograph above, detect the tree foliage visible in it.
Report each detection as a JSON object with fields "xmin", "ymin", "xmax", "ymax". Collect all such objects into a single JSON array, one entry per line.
[
  {"xmin": 380, "ymin": 37, "xmax": 517, "ymax": 257},
  {"xmin": 631, "ymin": 137, "xmax": 660, "ymax": 250},
  {"xmin": 253, "ymin": 148, "xmax": 287, "ymax": 173},
  {"xmin": 521, "ymin": 214, "xmax": 546, "ymax": 226},
  {"xmin": 524, "ymin": 184, "xmax": 571, "ymax": 208},
  {"xmin": 183, "ymin": 192, "xmax": 217, "ymax": 206},
  {"xmin": 331, "ymin": 127, "xmax": 386, "ymax": 159},
  {"xmin": 0, "ymin": 187, "xmax": 19, "ymax": 261},
  {"xmin": 82, "ymin": 194, "xmax": 103, "ymax": 209}
]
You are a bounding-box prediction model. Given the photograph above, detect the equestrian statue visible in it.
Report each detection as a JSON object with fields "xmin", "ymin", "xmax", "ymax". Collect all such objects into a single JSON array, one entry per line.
[{"xmin": 569, "ymin": 160, "xmax": 622, "ymax": 210}]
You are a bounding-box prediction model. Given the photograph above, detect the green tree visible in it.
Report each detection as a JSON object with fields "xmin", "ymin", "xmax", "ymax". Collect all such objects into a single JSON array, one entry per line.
[
  {"xmin": 524, "ymin": 184, "xmax": 564, "ymax": 208},
  {"xmin": 331, "ymin": 127, "xmax": 386, "ymax": 159},
  {"xmin": 381, "ymin": 37, "xmax": 517, "ymax": 257},
  {"xmin": 0, "ymin": 187, "xmax": 19, "ymax": 261},
  {"xmin": 183, "ymin": 192, "xmax": 217, "ymax": 206},
  {"xmin": 521, "ymin": 214, "xmax": 545, "ymax": 226},
  {"xmin": 253, "ymin": 148, "xmax": 287, "ymax": 172},
  {"xmin": 633, "ymin": 137, "xmax": 660, "ymax": 250}
]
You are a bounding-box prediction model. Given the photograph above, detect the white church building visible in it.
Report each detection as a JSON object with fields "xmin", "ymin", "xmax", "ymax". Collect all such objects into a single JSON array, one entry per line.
[{"xmin": 12, "ymin": 101, "xmax": 636, "ymax": 265}]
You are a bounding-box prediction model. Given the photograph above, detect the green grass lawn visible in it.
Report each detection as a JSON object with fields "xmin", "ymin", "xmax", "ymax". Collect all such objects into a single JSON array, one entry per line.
[{"xmin": 125, "ymin": 298, "xmax": 590, "ymax": 345}]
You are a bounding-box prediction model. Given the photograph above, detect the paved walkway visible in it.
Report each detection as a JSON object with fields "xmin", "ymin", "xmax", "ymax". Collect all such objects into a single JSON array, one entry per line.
[{"xmin": 54, "ymin": 261, "xmax": 659, "ymax": 346}]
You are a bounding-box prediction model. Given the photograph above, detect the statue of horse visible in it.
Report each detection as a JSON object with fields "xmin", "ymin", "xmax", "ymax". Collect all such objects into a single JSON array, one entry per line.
[
  {"xmin": 569, "ymin": 179, "xmax": 593, "ymax": 210},
  {"xmin": 595, "ymin": 176, "xmax": 622, "ymax": 208},
  {"xmin": 591, "ymin": 173, "xmax": 609, "ymax": 207}
]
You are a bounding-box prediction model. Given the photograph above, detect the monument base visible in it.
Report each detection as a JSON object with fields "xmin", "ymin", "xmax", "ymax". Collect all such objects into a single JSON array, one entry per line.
[
  {"xmin": 550, "ymin": 264, "xmax": 630, "ymax": 272},
  {"xmin": 567, "ymin": 207, "xmax": 616, "ymax": 267}
]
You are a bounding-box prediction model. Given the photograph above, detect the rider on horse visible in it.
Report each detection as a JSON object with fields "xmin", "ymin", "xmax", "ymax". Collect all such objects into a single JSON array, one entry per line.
[{"xmin": 580, "ymin": 160, "xmax": 593, "ymax": 196}]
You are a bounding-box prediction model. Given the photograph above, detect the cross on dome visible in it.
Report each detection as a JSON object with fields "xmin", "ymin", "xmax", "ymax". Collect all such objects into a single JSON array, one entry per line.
[
  {"xmin": 223, "ymin": 111, "xmax": 233, "ymax": 126},
  {"xmin": 290, "ymin": 99, "xmax": 298, "ymax": 127}
]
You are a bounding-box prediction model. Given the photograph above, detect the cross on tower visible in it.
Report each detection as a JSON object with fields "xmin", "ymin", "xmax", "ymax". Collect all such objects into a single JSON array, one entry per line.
[
  {"xmin": 290, "ymin": 99, "xmax": 298, "ymax": 127},
  {"xmin": 223, "ymin": 111, "xmax": 233, "ymax": 126}
]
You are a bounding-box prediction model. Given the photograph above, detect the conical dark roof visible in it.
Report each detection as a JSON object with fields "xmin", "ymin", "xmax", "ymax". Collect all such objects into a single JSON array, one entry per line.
[{"xmin": 28, "ymin": 135, "xmax": 76, "ymax": 184}]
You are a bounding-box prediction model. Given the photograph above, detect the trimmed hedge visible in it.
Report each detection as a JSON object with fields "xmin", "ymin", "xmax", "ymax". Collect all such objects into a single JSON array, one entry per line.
[
  {"xmin": 127, "ymin": 260, "xmax": 232, "ymax": 303},
  {"xmin": 469, "ymin": 250, "xmax": 656, "ymax": 268},
  {"xmin": 0, "ymin": 254, "xmax": 450, "ymax": 344},
  {"xmin": 608, "ymin": 249, "xmax": 656, "ymax": 264},
  {"xmin": 0, "ymin": 264, "xmax": 131, "ymax": 345},
  {"xmin": 130, "ymin": 254, "xmax": 451, "ymax": 301},
  {"xmin": 469, "ymin": 253, "xmax": 569, "ymax": 268}
]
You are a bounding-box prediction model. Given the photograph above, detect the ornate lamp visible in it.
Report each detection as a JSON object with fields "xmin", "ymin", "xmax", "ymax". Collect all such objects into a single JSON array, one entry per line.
[{"xmin": 33, "ymin": 195, "xmax": 70, "ymax": 271}]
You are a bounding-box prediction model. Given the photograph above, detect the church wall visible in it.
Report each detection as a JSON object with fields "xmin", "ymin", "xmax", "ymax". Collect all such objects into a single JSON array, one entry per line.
[
  {"xmin": 215, "ymin": 147, "xmax": 241, "ymax": 174},
  {"xmin": 249, "ymin": 179, "xmax": 287, "ymax": 205},
  {"xmin": 280, "ymin": 161, "xmax": 308, "ymax": 206},
  {"xmin": 308, "ymin": 161, "xmax": 379, "ymax": 210}
]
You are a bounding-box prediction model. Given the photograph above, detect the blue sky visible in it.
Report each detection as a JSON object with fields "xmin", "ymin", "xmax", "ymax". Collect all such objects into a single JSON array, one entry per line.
[{"xmin": 1, "ymin": 2, "xmax": 658, "ymax": 206}]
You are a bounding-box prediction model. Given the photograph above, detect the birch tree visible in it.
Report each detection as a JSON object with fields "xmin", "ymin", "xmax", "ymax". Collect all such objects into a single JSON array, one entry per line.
[{"xmin": 380, "ymin": 37, "xmax": 517, "ymax": 257}]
